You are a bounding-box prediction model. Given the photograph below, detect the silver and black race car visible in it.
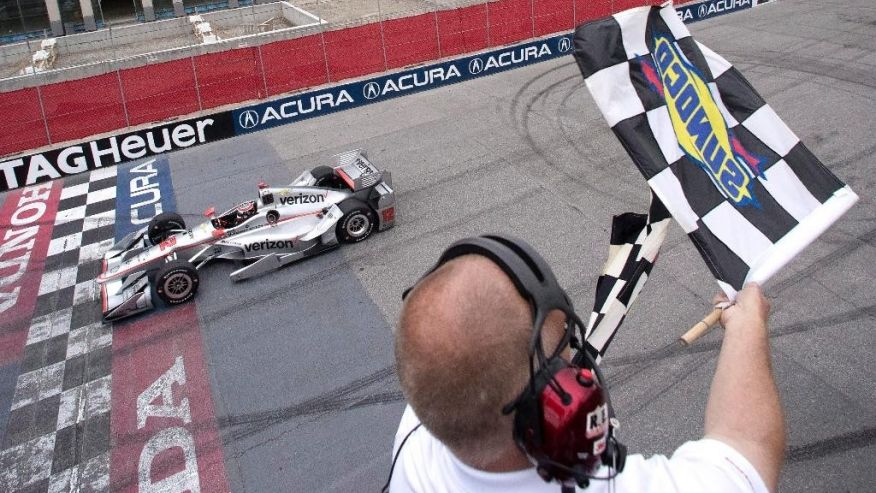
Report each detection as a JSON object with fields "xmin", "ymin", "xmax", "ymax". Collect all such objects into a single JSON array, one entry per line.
[{"xmin": 97, "ymin": 150, "xmax": 395, "ymax": 321}]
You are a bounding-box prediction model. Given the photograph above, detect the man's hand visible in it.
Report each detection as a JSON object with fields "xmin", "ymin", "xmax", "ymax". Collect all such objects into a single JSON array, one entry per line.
[
  {"xmin": 705, "ymin": 283, "xmax": 785, "ymax": 492},
  {"xmin": 714, "ymin": 283, "xmax": 770, "ymax": 335}
]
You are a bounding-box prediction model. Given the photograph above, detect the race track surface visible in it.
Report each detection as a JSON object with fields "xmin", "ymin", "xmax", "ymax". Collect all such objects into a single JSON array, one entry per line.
[{"xmin": 1, "ymin": 0, "xmax": 874, "ymax": 491}]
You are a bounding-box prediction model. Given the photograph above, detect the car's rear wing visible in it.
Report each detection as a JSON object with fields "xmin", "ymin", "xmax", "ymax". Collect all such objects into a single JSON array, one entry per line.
[{"xmin": 332, "ymin": 149, "xmax": 390, "ymax": 191}]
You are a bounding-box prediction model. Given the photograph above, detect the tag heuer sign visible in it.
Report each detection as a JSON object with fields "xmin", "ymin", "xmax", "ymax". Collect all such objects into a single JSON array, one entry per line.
[{"xmin": 0, "ymin": 113, "xmax": 235, "ymax": 193}]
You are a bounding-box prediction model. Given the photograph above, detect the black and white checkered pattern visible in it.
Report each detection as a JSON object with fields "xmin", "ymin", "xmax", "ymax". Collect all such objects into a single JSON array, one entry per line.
[
  {"xmin": 0, "ymin": 168, "xmax": 117, "ymax": 492},
  {"xmin": 573, "ymin": 5, "xmax": 858, "ymax": 298},
  {"xmin": 584, "ymin": 194, "xmax": 670, "ymax": 359}
]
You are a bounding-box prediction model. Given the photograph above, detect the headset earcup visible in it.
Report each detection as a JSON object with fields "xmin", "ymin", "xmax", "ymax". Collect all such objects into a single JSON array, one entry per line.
[{"xmin": 513, "ymin": 392, "xmax": 543, "ymax": 451}]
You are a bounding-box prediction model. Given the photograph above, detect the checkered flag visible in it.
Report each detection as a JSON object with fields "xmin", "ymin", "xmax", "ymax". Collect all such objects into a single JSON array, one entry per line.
[
  {"xmin": 573, "ymin": 5, "xmax": 858, "ymax": 299},
  {"xmin": 584, "ymin": 193, "xmax": 671, "ymax": 359}
]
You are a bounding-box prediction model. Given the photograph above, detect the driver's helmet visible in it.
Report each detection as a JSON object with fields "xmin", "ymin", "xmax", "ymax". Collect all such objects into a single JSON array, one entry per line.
[{"xmin": 236, "ymin": 200, "xmax": 257, "ymax": 219}]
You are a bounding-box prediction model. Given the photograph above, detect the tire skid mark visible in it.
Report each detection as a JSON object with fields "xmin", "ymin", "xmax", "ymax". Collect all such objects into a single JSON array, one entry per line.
[
  {"xmin": 220, "ymin": 366, "xmax": 399, "ymax": 440},
  {"xmin": 602, "ymin": 304, "xmax": 875, "ymax": 369},
  {"xmin": 787, "ymin": 426, "xmax": 876, "ymax": 462},
  {"xmin": 722, "ymin": 50, "xmax": 876, "ymax": 95},
  {"xmin": 769, "ymin": 225, "xmax": 876, "ymax": 298},
  {"xmin": 510, "ymin": 62, "xmax": 643, "ymax": 209},
  {"xmin": 512, "ymin": 63, "xmax": 650, "ymax": 220}
]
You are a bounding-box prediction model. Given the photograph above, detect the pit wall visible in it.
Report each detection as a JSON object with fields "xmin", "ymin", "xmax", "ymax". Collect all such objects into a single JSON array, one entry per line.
[{"xmin": 0, "ymin": 0, "xmax": 751, "ymax": 159}]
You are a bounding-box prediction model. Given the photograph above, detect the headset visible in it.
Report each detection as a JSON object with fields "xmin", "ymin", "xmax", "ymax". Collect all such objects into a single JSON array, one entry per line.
[{"xmin": 388, "ymin": 234, "xmax": 626, "ymax": 490}]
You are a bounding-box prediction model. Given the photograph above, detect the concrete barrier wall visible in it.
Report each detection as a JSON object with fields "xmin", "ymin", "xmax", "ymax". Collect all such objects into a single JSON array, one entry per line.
[
  {"xmin": 202, "ymin": 4, "xmax": 274, "ymax": 24},
  {"xmin": 0, "ymin": 0, "xmax": 667, "ymax": 158},
  {"xmin": 53, "ymin": 20, "xmax": 192, "ymax": 56},
  {"xmin": 0, "ymin": 43, "xmax": 30, "ymax": 68},
  {"xmin": 281, "ymin": 3, "xmax": 324, "ymax": 25}
]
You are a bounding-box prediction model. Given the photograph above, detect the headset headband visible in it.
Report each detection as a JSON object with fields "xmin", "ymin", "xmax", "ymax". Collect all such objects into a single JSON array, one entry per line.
[{"xmin": 404, "ymin": 235, "xmax": 585, "ymax": 357}]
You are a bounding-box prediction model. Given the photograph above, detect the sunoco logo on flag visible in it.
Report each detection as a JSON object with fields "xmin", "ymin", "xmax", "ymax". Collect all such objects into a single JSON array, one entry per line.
[{"xmin": 644, "ymin": 34, "xmax": 763, "ymax": 207}]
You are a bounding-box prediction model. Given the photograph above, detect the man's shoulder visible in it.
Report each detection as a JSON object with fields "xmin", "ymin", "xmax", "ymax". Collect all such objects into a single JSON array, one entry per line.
[
  {"xmin": 392, "ymin": 408, "xmax": 767, "ymax": 493},
  {"xmin": 616, "ymin": 439, "xmax": 770, "ymax": 493}
]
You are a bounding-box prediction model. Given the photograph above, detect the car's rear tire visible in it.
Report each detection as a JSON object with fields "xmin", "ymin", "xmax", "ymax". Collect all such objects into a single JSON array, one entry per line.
[
  {"xmin": 336, "ymin": 200, "xmax": 375, "ymax": 243},
  {"xmin": 154, "ymin": 260, "xmax": 199, "ymax": 305},
  {"xmin": 148, "ymin": 212, "xmax": 186, "ymax": 245}
]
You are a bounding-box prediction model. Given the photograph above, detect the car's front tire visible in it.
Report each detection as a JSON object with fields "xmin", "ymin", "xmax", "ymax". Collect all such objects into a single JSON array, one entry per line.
[
  {"xmin": 336, "ymin": 200, "xmax": 375, "ymax": 243},
  {"xmin": 147, "ymin": 212, "xmax": 186, "ymax": 245},
  {"xmin": 154, "ymin": 260, "xmax": 199, "ymax": 305}
]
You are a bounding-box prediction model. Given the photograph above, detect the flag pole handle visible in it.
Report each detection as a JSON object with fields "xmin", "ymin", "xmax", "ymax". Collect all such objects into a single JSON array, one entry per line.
[{"xmin": 680, "ymin": 307, "xmax": 723, "ymax": 345}]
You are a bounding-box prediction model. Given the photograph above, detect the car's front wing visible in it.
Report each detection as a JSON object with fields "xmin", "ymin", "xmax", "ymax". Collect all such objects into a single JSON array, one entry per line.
[{"xmin": 101, "ymin": 270, "xmax": 156, "ymax": 321}]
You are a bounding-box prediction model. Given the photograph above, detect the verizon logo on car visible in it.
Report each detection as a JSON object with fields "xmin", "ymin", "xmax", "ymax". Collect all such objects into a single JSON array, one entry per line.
[
  {"xmin": 278, "ymin": 193, "xmax": 325, "ymax": 206},
  {"xmin": 244, "ymin": 239, "xmax": 296, "ymax": 252}
]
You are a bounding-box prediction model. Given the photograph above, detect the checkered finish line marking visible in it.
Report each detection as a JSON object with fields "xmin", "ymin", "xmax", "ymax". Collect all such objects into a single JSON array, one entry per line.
[
  {"xmin": 0, "ymin": 168, "xmax": 117, "ymax": 492},
  {"xmin": 1, "ymin": 160, "xmax": 230, "ymax": 493}
]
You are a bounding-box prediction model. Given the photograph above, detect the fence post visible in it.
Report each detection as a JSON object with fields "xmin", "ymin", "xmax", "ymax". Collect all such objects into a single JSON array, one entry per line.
[
  {"xmin": 316, "ymin": 1, "xmax": 332, "ymax": 83},
  {"xmin": 377, "ymin": 0, "xmax": 388, "ymax": 71},
  {"xmin": 486, "ymin": 0, "xmax": 492, "ymax": 47},
  {"xmin": 36, "ymin": 84, "xmax": 52, "ymax": 145},
  {"xmin": 256, "ymin": 44, "xmax": 269, "ymax": 98},
  {"xmin": 433, "ymin": 3, "xmax": 442, "ymax": 59},
  {"xmin": 116, "ymin": 69, "xmax": 131, "ymax": 127},
  {"xmin": 191, "ymin": 56, "xmax": 203, "ymax": 112}
]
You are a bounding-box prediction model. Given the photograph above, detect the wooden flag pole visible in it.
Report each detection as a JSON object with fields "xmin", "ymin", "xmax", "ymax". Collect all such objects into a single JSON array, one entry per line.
[{"xmin": 680, "ymin": 307, "xmax": 723, "ymax": 345}]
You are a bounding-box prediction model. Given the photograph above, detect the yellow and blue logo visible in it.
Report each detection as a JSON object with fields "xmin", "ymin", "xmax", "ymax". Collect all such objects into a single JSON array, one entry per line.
[{"xmin": 643, "ymin": 34, "xmax": 763, "ymax": 207}]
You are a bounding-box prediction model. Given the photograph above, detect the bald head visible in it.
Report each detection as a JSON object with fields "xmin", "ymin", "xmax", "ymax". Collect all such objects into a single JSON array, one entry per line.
[{"xmin": 395, "ymin": 254, "xmax": 566, "ymax": 467}]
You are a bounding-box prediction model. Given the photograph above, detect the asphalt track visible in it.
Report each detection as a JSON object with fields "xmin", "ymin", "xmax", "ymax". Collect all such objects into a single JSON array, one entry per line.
[{"xmin": 1, "ymin": 0, "xmax": 875, "ymax": 491}]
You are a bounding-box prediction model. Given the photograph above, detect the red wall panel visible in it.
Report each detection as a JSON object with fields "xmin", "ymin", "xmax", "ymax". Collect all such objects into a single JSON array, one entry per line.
[
  {"xmin": 382, "ymin": 14, "xmax": 440, "ymax": 70},
  {"xmin": 613, "ymin": 0, "xmax": 661, "ymax": 13},
  {"xmin": 4, "ymin": 2, "xmax": 645, "ymax": 160},
  {"xmin": 487, "ymin": 0, "xmax": 533, "ymax": 47},
  {"xmin": 260, "ymin": 35, "xmax": 329, "ymax": 97},
  {"xmin": 323, "ymin": 23, "xmax": 385, "ymax": 81},
  {"xmin": 41, "ymin": 73, "xmax": 126, "ymax": 144},
  {"xmin": 533, "ymin": 0, "xmax": 574, "ymax": 36},
  {"xmin": 0, "ymin": 88, "xmax": 48, "ymax": 156},
  {"xmin": 120, "ymin": 59, "xmax": 199, "ymax": 126},
  {"xmin": 574, "ymin": 0, "xmax": 611, "ymax": 24},
  {"xmin": 437, "ymin": 5, "xmax": 489, "ymax": 57},
  {"xmin": 194, "ymin": 48, "xmax": 264, "ymax": 110}
]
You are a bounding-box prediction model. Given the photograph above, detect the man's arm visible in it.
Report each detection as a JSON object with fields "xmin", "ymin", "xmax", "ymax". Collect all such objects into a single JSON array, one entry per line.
[{"xmin": 704, "ymin": 283, "xmax": 786, "ymax": 492}]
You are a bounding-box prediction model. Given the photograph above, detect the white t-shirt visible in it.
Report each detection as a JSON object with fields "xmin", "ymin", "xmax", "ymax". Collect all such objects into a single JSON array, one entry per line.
[{"xmin": 389, "ymin": 406, "xmax": 768, "ymax": 493}]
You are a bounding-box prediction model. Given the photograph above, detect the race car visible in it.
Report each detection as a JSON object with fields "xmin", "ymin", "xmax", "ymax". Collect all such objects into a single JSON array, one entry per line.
[{"xmin": 97, "ymin": 150, "xmax": 395, "ymax": 321}]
